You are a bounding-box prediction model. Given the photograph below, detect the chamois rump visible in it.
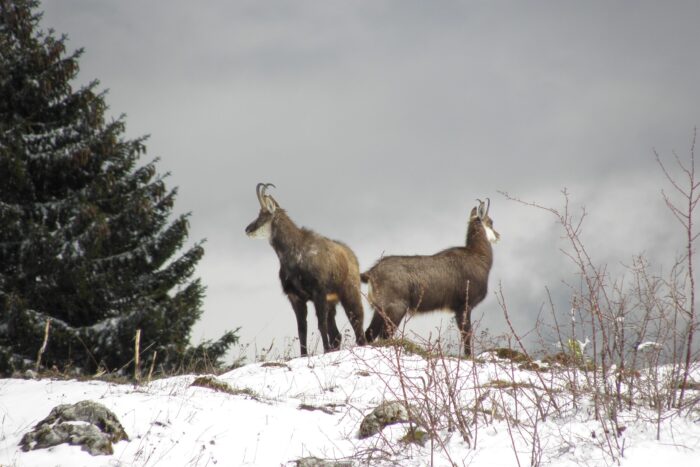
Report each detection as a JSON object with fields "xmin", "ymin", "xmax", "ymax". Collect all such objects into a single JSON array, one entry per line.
[
  {"xmin": 245, "ymin": 183, "xmax": 366, "ymax": 356},
  {"xmin": 362, "ymin": 199, "xmax": 499, "ymax": 356}
]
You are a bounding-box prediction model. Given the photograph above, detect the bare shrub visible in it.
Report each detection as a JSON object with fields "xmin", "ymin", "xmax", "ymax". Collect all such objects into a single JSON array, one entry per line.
[
  {"xmin": 496, "ymin": 130, "xmax": 700, "ymax": 461},
  {"xmin": 348, "ymin": 134, "xmax": 699, "ymax": 466}
]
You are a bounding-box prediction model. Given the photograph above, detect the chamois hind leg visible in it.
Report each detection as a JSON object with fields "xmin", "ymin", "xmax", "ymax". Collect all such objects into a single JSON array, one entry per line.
[
  {"xmin": 327, "ymin": 304, "xmax": 341, "ymax": 351},
  {"xmin": 365, "ymin": 309, "xmax": 383, "ymax": 343},
  {"xmin": 365, "ymin": 302, "xmax": 403, "ymax": 342},
  {"xmin": 455, "ymin": 305, "xmax": 473, "ymax": 357},
  {"xmin": 312, "ymin": 294, "xmax": 332, "ymax": 353},
  {"xmin": 340, "ymin": 288, "xmax": 367, "ymax": 347},
  {"xmin": 288, "ymin": 293, "xmax": 309, "ymax": 356}
]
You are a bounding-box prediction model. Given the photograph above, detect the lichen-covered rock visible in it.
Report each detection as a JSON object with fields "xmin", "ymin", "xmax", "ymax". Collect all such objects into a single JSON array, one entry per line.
[
  {"xmin": 358, "ymin": 401, "xmax": 416, "ymax": 439},
  {"xmin": 19, "ymin": 400, "xmax": 128, "ymax": 456},
  {"xmin": 295, "ymin": 456, "xmax": 352, "ymax": 467}
]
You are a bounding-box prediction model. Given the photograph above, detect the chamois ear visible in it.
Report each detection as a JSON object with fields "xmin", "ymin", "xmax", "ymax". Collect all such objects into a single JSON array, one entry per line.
[
  {"xmin": 267, "ymin": 194, "xmax": 280, "ymax": 209},
  {"xmin": 470, "ymin": 206, "xmax": 479, "ymax": 219},
  {"xmin": 264, "ymin": 195, "xmax": 277, "ymax": 213}
]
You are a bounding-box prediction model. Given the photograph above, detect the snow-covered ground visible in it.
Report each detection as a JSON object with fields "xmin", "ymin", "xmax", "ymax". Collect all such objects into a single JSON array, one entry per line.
[{"xmin": 1, "ymin": 346, "xmax": 699, "ymax": 466}]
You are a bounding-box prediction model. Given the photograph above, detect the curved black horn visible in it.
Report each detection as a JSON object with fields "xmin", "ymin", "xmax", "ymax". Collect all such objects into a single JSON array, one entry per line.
[
  {"xmin": 262, "ymin": 183, "xmax": 276, "ymax": 196},
  {"xmin": 475, "ymin": 198, "xmax": 485, "ymax": 218},
  {"xmin": 261, "ymin": 183, "xmax": 278, "ymax": 211},
  {"xmin": 256, "ymin": 182, "xmax": 277, "ymax": 210},
  {"xmin": 256, "ymin": 183, "xmax": 266, "ymax": 208},
  {"xmin": 485, "ymin": 197, "xmax": 491, "ymax": 215}
]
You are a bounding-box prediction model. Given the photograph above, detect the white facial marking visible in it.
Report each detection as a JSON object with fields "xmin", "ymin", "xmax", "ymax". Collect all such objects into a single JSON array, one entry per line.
[
  {"xmin": 247, "ymin": 220, "xmax": 272, "ymax": 240},
  {"xmin": 484, "ymin": 225, "xmax": 499, "ymax": 244}
]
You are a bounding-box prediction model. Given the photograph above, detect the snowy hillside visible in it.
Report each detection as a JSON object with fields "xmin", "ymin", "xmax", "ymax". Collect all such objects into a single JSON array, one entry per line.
[{"xmin": 1, "ymin": 346, "xmax": 699, "ymax": 466}]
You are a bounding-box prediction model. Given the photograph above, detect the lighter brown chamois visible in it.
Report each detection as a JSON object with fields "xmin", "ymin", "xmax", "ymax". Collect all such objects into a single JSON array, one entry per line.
[{"xmin": 245, "ymin": 183, "xmax": 366, "ymax": 356}]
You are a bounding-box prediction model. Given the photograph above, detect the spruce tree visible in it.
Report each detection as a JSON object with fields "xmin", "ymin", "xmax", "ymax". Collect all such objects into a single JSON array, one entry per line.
[{"xmin": 0, "ymin": 0, "xmax": 238, "ymax": 375}]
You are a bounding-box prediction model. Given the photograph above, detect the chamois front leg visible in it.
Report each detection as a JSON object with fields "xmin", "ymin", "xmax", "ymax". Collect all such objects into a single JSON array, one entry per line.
[
  {"xmin": 455, "ymin": 305, "xmax": 473, "ymax": 357},
  {"xmin": 327, "ymin": 304, "xmax": 341, "ymax": 351},
  {"xmin": 288, "ymin": 293, "xmax": 309, "ymax": 356},
  {"xmin": 340, "ymin": 288, "xmax": 367, "ymax": 347},
  {"xmin": 313, "ymin": 293, "xmax": 332, "ymax": 352}
]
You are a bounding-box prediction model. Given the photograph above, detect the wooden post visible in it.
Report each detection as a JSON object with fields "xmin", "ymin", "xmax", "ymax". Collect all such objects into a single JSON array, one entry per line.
[
  {"xmin": 134, "ymin": 329, "xmax": 141, "ymax": 383},
  {"xmin": 147, "ymin": 350, "xmax": 157, "ymax": 384},
  {"xmin": 35, "ymin": 318, "xmax": 51, "ymax": 372}
]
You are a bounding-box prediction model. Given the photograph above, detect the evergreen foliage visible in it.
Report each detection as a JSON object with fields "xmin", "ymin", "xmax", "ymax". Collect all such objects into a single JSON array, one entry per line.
[{"xmin": 0, "ymin": 0, "xmax": 238, "ymax": 375}]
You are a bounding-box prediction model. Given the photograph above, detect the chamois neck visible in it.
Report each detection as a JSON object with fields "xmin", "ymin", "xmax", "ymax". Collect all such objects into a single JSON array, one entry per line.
[
  {"xmin": 466, "ymin": 221, "xmax": 493, "ymax": 264},
  {"xmin": 269, "ymin": 210, "xmax": 304, "ymax": 257}
]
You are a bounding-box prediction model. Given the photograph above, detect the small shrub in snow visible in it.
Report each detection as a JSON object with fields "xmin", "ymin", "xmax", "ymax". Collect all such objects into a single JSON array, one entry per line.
[{"xmin": 190, "ymin": 375, "xmax": 261, "ymax": 400}]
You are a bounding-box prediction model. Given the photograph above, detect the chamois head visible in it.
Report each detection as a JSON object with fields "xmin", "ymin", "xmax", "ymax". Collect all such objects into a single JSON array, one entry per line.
[
  {"xmin": 470, "ymin": 198, "xmax": 500, "ymax": 244},
  {"xmin": 245, "ymin": 182, "xmax": 279, "ymax": 239}
]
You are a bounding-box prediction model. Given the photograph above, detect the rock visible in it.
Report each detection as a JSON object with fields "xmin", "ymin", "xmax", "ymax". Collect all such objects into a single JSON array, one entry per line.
[
  {"xmin": 358, "ymin": 401, "xmax": 416, "ymax": 439},
  {"xmin": 19, "ymin": 400, "xmax": 128, "ymax": 456},
  {"xmin": 295, "ymin": 456, "xmax": 352, "ymax": 467}
]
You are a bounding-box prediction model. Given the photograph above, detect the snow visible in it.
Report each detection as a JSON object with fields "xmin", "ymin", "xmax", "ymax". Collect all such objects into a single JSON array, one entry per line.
[{"xmin": 0, "ymin": 347, "xmax": 698, "ymax": 466}]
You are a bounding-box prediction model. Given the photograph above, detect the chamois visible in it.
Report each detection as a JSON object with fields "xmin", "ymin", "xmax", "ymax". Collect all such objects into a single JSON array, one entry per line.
[
  {"xmin": 245, "ymin": 183, "xmax": 366, "ymax": 356},
  {"xmin": 362, "ymin": 199, "xmax": 499, "ymax": 356}
]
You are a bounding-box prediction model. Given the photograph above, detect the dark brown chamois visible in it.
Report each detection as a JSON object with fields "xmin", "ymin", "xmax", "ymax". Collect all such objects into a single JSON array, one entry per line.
[
  {"xmin": 245, "ymin": 183, "xmax": 366, "ymax": 356},
  {"xmin": 362, "ymin": 199, "xmax": 499, "ymax": 356}
]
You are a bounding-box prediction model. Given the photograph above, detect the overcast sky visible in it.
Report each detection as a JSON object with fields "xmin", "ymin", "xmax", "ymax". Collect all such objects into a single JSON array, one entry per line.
[{"xmin": 41, "ymin": 1, "xmax": 700, "ymax": 360}]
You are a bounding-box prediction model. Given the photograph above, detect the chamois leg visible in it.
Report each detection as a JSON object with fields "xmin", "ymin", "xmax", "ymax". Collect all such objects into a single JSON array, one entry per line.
[
  {"xmin": 365, "ymin": 308, "xmax": 383, "ymax": 343},
  {"xmin": 455, "ymin": 306, "xmax": 473, "ymax": 357},
  {"xmin": 365, "ymin": 302, "xmax": 402, "ymax": 342},
  {"xmin": 340, "ymin": 289, "xmax": 367, "ymax": 347},
  {"xmin": 288, "ymin": 293, "xmax": 309, "ymax": 356},
  {"xmin": 327, "ymin": 304, "xmax": 341, "ymax": 351},
  {"xmin": 313, "ymin": 295, "xmax": 332, "ymax": 352}
]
